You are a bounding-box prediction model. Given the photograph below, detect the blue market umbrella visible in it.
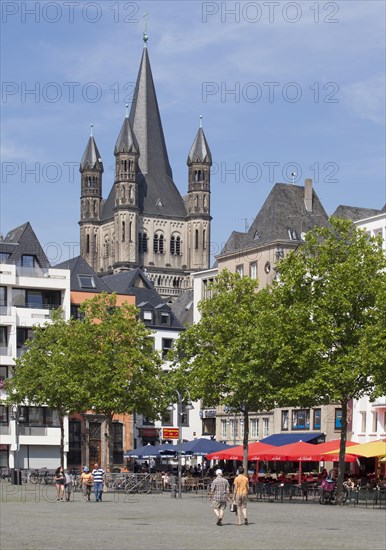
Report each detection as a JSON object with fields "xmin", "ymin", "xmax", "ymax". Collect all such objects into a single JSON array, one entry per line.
[
  {"xmin": 124, "ymin": 443, "xmax": 175, "ymax": 459},
  {"xmin": 181, "ymin": 438, "xmax": 233, "ymax": 457}
]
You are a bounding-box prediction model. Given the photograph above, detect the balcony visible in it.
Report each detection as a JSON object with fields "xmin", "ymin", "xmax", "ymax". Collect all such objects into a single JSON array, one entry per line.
[
  {"xmin": 0, "ymin": 345, "xmax": 12, "ymax": 357},
  {"xmin": 16, "ymin": 266, "xmax": 49, "ymax": 278},
  {"xmin": 0, "ymin": 425, "xmax": 11, "ymax": 435},
  {"xmin": 19, "ymin": 426, "xmax": 48, "ymax": 436}
]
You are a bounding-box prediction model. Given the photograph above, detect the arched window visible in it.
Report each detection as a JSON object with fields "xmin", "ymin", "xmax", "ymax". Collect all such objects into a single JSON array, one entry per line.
[
  {"xmin": 103, "ymin": 236, "xmax": 109, "ymax": 258},
  {"xmin": 122, "ymin": 221, "xmax": 125, "ymax": 242},
  {"xmin": 153, "ymin": 232, "xmax": 164, "ymax": 254},
  {"xmin": 195, "ymin": 229, "xmax": 199, "ymax": 249},
  {"xmin": 203, "ymin": 229, "xmax": 206, "ymax": 249},
  {"xmin": 138, "ymin": 232, "xmax": 148, "ymax": 253},
  {"xmin": 170, "ymin": 234, "xmax": 181, "ymax": 256},
  {"xmin": 86, "ymin": 234, "xmax": 90, "ymax": 254}
]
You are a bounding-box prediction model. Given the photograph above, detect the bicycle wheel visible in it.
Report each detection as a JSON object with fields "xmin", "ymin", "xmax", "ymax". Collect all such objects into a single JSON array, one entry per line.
[
  {"xmin": 139, "ymin": 480, "xmax": 151, "ymax": 494},
  {"xmin": 29, "ymin": 473, "xmax": 39, "ymax": 484}
]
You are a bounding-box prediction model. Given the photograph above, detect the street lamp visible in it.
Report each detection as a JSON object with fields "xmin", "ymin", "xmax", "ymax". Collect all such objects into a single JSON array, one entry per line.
[
  {"xmin": 11, "ymin": 404, "xmax": 24, "ymax": 485},
  {"xmin": 167, "ymin": 390, "xmax": 194, "ymax": 498}
]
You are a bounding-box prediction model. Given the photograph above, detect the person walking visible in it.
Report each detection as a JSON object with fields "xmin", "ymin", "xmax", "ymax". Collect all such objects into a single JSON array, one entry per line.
[
  {"xmin": 54, "ymin": 466, "xmax": 65, "ymax": 501},
  {"xmin": 91, "ymin": 463, "xmax": 105, "ymax": 502},
  {"xmin": 79, "ymin": 466, "xmax": 93, "ymax": 502},
  {"xmin": 64, "ymin": 470, "xmax": 73, "ymax": 502},
  {"xmin": 233, "ymin": 466, "xmax": 249, "ymax": 526},
  {"xmin": 209, "ymin": 469, "xmax": 230, "ymax": 526}
]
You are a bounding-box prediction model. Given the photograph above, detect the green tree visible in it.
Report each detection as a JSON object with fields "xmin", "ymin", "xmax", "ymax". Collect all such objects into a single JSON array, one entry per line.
[
  {"xmin": 272, "ymin": 217, "xmax": 386, "ymax": 501},
  {"xmin": 170, "ymin": 270, "xmax": 279, "ymax": 471},
  {"xmin": 78, "ymin": 293, "xmax": 166, "ymax": 469},
  {"xmin": 6, "ymin": 310, "xmax": 90, "ymax": 467}
]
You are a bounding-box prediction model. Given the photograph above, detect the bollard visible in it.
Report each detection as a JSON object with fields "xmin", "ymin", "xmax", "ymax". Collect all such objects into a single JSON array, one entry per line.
[
  {"xmin": 170, "ymin": 475, "xmax": 177, "ymax": 498},
  {"xmin": 11, "ymin": 469, "xmax": 22, "ymax": 485}
]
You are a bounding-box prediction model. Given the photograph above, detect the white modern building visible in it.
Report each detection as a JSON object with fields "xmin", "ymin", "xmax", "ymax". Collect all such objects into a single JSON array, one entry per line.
[
  {"xmin": 0, "ymin": 223, "xmax": 71, "ymax": 471},
  {"xmin": 351, "ymin": 211, "xmax": 386, "ymax": 443}
]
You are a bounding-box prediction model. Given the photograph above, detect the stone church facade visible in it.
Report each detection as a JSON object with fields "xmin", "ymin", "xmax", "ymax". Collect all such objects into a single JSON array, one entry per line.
[{"xmin": 79, "ymin": 43, "xmax": 212, "ymax": 298}]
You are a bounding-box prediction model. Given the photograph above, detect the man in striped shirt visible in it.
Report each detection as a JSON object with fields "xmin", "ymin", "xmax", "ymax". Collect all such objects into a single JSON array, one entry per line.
[{"xmin": 92, "ymin": 463, "xmax": 105, "ymax": 502}]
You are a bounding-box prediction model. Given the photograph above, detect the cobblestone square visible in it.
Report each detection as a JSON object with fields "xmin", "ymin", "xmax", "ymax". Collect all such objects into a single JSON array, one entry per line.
[{"xmin": 1, "ymin": 483, "xmax": 385, "ymax": 550}]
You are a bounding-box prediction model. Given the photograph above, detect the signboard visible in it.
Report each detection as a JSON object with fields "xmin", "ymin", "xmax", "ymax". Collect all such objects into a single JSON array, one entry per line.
[{"xmin": 163, "ymin": 428, "xmax": 179, "ymax": 439}]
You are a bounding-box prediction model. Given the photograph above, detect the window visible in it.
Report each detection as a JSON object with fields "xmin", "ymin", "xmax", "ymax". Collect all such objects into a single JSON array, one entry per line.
[
  {"xmin": 112, "ymin": 423, "xmax": 123, "ymax": 464},
  {"xmin": 17, "ymin": 327, "xmax": 34, "ymax": 355},
  {"xmin": 250, "ymin": 262, "xmax": 257, "ymax": 279},
  {"xmin": 178, "ymin": 402, "xmax": 189, "ymax": 427},
  {"xmin": 250, "ymin": 418, "xmax": 259, "ymax": 438},
  {"xmin": 78, "ymin": 275, "xmax": 95, "ymax": 289},
  {"xmin": 0, "ymin": 252, "xmax": 10, "ymax": 263},
  {"xmin": 170, "ymin": 234, "xmax": 181, "ymax": 256},
  {"xmin": 160, "ymin": 312, "xmax": 170, "ymax": 325},
  {"xmin": 236, "ymin": 265, "xmax": 244, "ymax": 277},
  {"xmin": 202, "ymin": 417, "xmax": 215, "ymax": 436},
  {"xmin": 288, "ymin": 229, "xmax": 297, "ymax": 240},
  {"xmin": 17, "ymin": 407, "xmax": 60, "ymax": 427},
  {"xmin": 221, "ymin": 419, "xmax": 227, "ymax": 439},
  {"xmin": 45, "ymin": 409, "xmax": 60, "ymax": 427},
  {"xmin": 203, "ymin": 278, "xmax": 214, "ymax": 300},
  {"xmin": 360, "ymin": 411, "xmax": 366, "ymax": 432},
  {"xmin": 292, "ymin": 410, "xmax": 310, "ymax": 430},
  {"xmin": 161, "ymin": 410, "xmax": 173, "ymax": 427},
  {"xmin": 0, "ymin": 287, "xmax": 7, "ymax": 307},
  {"xmin": 153, "ymin": 233, "xmax": 164, "ymax": 254},
  {"xmin": 195, "ymin": 229, "xmax": 199, "ymax": 249},
  {"xmin": 281, "ymin": 411, "xmax": 289, "ymax": 431},
  {"xmin": 161, "ymin": 338, "xmax": 173, "ymax": 360},
  {"xmin": 0, "ymin": 326, "xmax": 8, "ymax": 348},
  {"xmin": 0, "ymin": 366, "xmax": 8, "ymax": 390},
  {"xmin": 313, "ymin": 409, "xmax": 321, "ymax": 430},
  {"xmin": 12, "ymin": 289, "xmax": 61, "ymax": 309},
  {"xmin": 143, "ymin": 310, "xmax": 153, "ymax": 323},
  {"xmin": 335, "ymin": 409, "xmax": 342, "ymax": 430},
  {"xmin": 28, "ymin": 407, "xmax": 45, "ymax": 426},
  {"xmin": 263, "ymin": 418, "xmax": 269, "ymax": 438},
  {"xmin": 0, "ymin": 405, "xmax": 8, "ymax": 424},
  {"xmin": 203, "ymin": 230, "xmax": 206, "ymax": 249},
  {"xmin": 21, "ymin": 255, "xmax": 39, "ymax": 268},
  {"xmin": 122, "ymin": 221, "xmax": 125, "ymax": 242},
  {"xmin": 229, "ymin": 418, "xmax": 238, "ymax": 441},
  {"xmin": 68, "ymin": 420, "xmax": 82, "ymax": 465},
  {"xmin": 86, "ymin": 234, "xmax": 90, "ymax": 253},
  {"xmin": 138, "ymin": 232, "xmax": 148, "ymax": 253},
  {"xmin": 372, "ymin": 411, "xmax": 378, "ymax": 432}
]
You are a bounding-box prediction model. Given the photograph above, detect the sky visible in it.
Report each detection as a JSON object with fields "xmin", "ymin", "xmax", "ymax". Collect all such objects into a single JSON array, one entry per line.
[{"xmin": 1, "ymin": 0, "xmax": 385, "ymax": 265}]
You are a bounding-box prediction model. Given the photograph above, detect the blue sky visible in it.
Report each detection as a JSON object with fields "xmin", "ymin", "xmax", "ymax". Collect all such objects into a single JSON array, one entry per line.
[{"xmin": 1, "ymin": 0, "xmax": 385, "ymax": 264}]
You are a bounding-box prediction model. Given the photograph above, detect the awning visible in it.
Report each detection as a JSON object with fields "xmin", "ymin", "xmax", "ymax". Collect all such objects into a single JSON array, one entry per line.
[{"xmin": 260, "ymin": 433, "xmax": 324, "ymax": 446}]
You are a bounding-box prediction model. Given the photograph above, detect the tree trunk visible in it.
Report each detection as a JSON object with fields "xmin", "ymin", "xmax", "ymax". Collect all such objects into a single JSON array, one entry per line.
[
  {"xmin": 106, "ymin": 413, "xmax": 114, "ymax": 473},
  {"xmin": 336, "ymin": 398, "xmax": 348, "ymax": 505},
  {"xmin": 242, "ymin": 409, "xmax": 249, "ymax": 473},
  {"xmin": 59, "ymin": 413, "xmax": 65, "ymax": 469}
]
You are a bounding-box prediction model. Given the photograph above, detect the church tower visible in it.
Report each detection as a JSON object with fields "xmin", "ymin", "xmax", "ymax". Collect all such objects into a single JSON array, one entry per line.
[
  {"xmin": 187, "ymin": 117, "xmax": 212, "ymax": 270},
  {"xmin": 79, "ymin": 126, "xmax": 103, "ymax": 269},
  {"xmin": 113, "ymin": 106, "xmax": 139, "ymax": 270},
  {"xmin": 78, "ymin": 39, "xmax": 213, "ymax": 297}
]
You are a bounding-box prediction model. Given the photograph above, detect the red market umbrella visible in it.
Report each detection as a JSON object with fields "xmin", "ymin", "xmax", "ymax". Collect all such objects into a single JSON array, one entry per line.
[
  {"xmin": 315, "ymin": 439, "xmax": 358, "ymax": 462},
  {"xmin": 206, "ymin": 441, "xmax": 277, "ymax": 461}
]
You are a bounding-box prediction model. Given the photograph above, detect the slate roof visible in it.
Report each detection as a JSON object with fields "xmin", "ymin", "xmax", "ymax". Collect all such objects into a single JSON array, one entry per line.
[
  {"xmin": 219, "ymin": 183, "xmax": 329, "ymax": 256},
  {"xmin": 56, "ymin": 256, "xmax": 111, "ymax": 293},
  {"xmin": 332, "ymin": 205, "xmax": 382, "ymax": 221},
  {"xmin": 80, "ymin": 136, "xmax": 104, "ymax": 172},
  {"xmin": 102, "ymin": 268, "xmax": 184, "ymax": 330},
  {"xmin": 0, "ymin": 222, "xmax": 50, "ymax": 267},
  {"xmin": 169, "ymin": 289, "xmax": 194, "ymax": 327},
  {"xmin": 114, "ymin": 116, "xmax": 139, "ymax": 155},
  {"xmin": 187, "ymin": 127, "xmax": 212, "ymax": 164}
]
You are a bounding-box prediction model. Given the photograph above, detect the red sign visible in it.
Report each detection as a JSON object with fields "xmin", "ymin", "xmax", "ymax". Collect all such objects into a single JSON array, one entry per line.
[{"xmin": 163, "ymin": 428, "xmax": 180, "ymax": 439}]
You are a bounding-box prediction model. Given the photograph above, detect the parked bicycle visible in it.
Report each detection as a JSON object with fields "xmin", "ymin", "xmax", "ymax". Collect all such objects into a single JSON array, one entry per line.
[
  {"xmin": 124, "ymin": 473, "xmax": 152, "ymax": 494},
  {"xmin": 319, "ymin": 478, "xmax": 348, "ymax": 505},
  {"xmin": 28, "ymin": 468, "xmax": 54, "ymax": 485}
]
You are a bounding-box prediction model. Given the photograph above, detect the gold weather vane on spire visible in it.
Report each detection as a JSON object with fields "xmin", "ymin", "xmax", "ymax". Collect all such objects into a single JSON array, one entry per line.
[
  {"xmin": 143, "ymin": 12, "xmax": 149, "ymax": 44},
  {"xmin": 200, "ymin": 114, "xmax": 203, "ymax": 128},
  {"xmin": 90, "ymin": 123, "xmax": 93, "ymax": 137}
]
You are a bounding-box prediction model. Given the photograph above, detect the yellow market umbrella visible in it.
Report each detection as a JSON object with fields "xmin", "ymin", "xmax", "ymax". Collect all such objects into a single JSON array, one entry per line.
[{"xmin": 325, "ymin": 439, "xmax": 386, "ymax": 458}]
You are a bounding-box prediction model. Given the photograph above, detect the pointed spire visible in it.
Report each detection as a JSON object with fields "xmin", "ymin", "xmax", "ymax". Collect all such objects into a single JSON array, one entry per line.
[
  {"xmin": 187, "ymin": 123, "xmax": 212, "ymax": 165},
  {"xmin": 80, "ymin": 129, "xmax": 103, "ymax": 172},
  {"xmin": 114, "ymin": 107, "xmax": 139, "ymax": 155},
  {"xmin": 129, "ymin": 46, "xmax": 173, "ymax": 178}
]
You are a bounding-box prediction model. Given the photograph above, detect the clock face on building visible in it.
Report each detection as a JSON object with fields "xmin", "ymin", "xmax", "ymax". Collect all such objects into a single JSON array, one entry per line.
[{"xmin": 264, "ymin": 261, "xmax": 271, "ymax": 274}]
